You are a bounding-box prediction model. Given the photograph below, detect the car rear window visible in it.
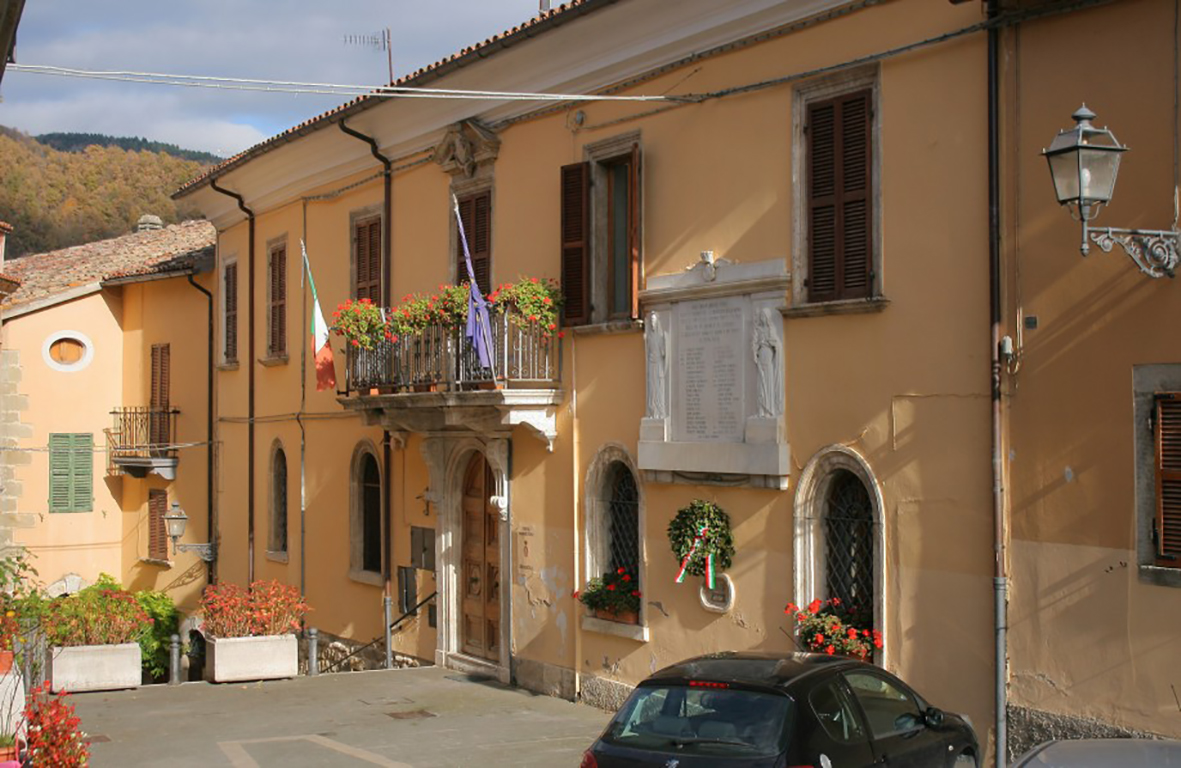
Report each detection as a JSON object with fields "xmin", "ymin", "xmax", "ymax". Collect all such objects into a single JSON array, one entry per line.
[{"xmin": 601, "ymin": 684, "xmax": 792, "ymax": 758}]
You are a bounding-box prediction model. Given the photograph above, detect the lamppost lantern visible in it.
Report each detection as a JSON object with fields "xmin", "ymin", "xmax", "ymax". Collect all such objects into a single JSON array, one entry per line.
[
  {"xmin": 1043, "ymin": 104, "xmax": 1179, "ymax": 278},
  {"xmin": 162, "ymin": 501, "xmax": 216, "ymax": 562}
]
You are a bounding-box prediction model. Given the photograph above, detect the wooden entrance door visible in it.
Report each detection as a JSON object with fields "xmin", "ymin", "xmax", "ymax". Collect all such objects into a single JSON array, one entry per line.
[{"xmin": 461, "ymin": 453, "xmax": 500, "ymax": 661}]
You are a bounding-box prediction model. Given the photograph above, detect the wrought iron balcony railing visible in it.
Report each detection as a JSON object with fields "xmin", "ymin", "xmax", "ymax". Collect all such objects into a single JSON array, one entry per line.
[
  {"xmin": 106, "ymin": 407, "xmax": 180, "ymax": 478},
  {"xmin": 345, "ymin": 313, "xmax": 560, "ymax": 394}
]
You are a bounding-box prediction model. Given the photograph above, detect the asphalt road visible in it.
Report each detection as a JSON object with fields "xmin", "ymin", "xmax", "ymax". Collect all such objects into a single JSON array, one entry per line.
[{"xmin": 72, "ymin": 666, "xmax": 612, "ymax": 767}]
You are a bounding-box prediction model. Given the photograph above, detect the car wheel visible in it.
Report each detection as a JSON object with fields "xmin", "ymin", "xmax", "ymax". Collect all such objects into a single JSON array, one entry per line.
[{"xmin": 953, "ymin": 752, "xmax": 977, "ymax": 767}]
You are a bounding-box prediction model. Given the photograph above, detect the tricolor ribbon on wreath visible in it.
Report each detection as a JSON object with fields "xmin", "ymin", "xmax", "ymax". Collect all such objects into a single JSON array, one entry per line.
[{"xmin": 674, "ymin": 524, "xmax": 716, "ymax": 590}]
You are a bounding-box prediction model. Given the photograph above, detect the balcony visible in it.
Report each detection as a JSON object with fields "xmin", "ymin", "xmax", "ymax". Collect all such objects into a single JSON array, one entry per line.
[
  {"xmin": 106, "ymin": 407, "xmax": 180, "ymax": 479},
  {"xmin": 340, "ymin": 314, "xmax": 563, "ymax": 449}
]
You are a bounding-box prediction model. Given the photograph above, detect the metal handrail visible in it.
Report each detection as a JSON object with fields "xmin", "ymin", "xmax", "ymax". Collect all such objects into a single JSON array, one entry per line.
[
  {"xmin": 108, "ymin": 407, "xmax": 181, "ymax": 459},
  {"xmin": 320, "ymin": 590, "xmax": 438, "ymax": 674}
]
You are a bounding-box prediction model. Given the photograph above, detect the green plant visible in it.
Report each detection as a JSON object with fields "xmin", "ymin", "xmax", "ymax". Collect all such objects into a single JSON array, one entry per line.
[
  {"xmin": 785, "ymin": 598, "xmax": 882, "ymax": 660},
  {"xmin": 331, "ymin": 297, "xmax": 393, "ymax": 350},
  {"xmin": 487, "ymin": 277, "xmax": 562, "ymax": 335},
  {"xmin": 667, "ymin": 500, "xmax": 735, "ymax": 582},
  {"xmin": 576, "ymin": 568, "xmax": 641, "ymax": 615},
  {"xmin": 199, "ymin": 580, "xmax": 310, "ymax": 639},
  {"xmin": 42, "ymin": 576, "xmax": 152, "ymax": 647},
  {"xmin": 135, "ymin": 589, "xmax": 179, "ymax": 681}
]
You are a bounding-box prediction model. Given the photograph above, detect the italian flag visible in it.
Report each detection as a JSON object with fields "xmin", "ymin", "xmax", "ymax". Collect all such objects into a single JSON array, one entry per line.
[{"xmin": 302, "ymin": 240, "xmax": 336, "ymax": 392}]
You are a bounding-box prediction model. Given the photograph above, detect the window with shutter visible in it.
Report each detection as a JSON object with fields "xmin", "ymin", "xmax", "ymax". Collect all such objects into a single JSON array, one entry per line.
[
  {"xmin": 806, "ymin": 88, "xmax": 873, "ymax": 304},
  {"xmin": 148, "ymin": 489, "xmax": 168, "ymax": 561},
  {"xmin": 224, "ymin": 262, "xmax": 238, "ymax": 362},
  {"xmin": 560, "ymin": 162, "xmax": 590, "ymax": 325},
  {"xmin": 48, "ymin": 433, "xmax": 92, "ymax": 513},
  {"xmin": 456, "ymin": 191, "xmax": 492, "ymax": 296},
  {"xmin": 1156, "ymin": 393, "xmax": 1181, "ymax": 566},
  {"xmin": 150, "ymin": 344, "xmax": 170, "ymax": 446},
  {"xmin": 354, "ymin": 217, "xmax": 382, "ymax": 302},
  {"xmin": 267, "ymin": 244, "xmax": 287, "ymax": 357}
]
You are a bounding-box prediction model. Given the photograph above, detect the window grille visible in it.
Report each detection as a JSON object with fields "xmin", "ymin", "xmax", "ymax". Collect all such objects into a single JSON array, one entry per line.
[
  {"xmin": 606, "ymin": 462, "xmax": 639, "ymax": 575},
  {"xmin": 272, "ymin": 448, "xmax": 287, "ymax": 553},
  {"xmin": 824, "ymin": 469, "xmax": 874, "ymax": 624}
]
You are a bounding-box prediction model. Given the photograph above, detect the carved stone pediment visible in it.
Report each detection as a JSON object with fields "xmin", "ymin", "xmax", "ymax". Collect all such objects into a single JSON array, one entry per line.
[{"xmin": 432, "ymin": 120, "xmax": 501, "ymax": 179}]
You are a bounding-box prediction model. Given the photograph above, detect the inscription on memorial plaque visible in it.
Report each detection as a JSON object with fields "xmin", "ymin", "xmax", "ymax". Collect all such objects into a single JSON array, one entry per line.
[{"xmin": 674, "ymin": 298, "xmax": 745, "ymax": 443}]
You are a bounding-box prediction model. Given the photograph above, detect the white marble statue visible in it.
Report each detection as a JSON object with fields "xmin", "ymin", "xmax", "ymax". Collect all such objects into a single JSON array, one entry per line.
[
  {"xmin": 645, "ymin": 311, "xmax": 668, "ymax": 419},
  {"xmin": 753, "ymin": 307, "xmax": 783, "ymax": 418}
]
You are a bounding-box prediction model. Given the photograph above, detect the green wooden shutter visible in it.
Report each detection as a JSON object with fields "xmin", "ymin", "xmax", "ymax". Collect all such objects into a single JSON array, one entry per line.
[{"xmin": 49, "ymin": 433, "xmax": 92, "ymax": 513}]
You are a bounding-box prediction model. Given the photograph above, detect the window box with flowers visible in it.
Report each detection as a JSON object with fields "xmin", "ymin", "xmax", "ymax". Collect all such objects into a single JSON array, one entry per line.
[
  {"xmin": 577, "ymin": 568, "xmax": 647, "ymax": 642},
  {"xmin": 785, "ymin": 598, "xmax": 882, "ymax": 661},
  {"xmin": 43, "ymin": 581, "xmax": 151, "ymax": 693},
  {"xmin": 200, "ymin": 580, "xmax": 310, "ymax": 683}
]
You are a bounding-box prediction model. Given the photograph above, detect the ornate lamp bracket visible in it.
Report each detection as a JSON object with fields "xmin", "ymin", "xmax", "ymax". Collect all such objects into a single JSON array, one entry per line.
[
  {"xmin": 175, "ymin": 541, "xmax": 217, "ymax": 562},
  {"xmin": 1086, "ymin": 224, "xmax": 1180, "ymax": 279}
]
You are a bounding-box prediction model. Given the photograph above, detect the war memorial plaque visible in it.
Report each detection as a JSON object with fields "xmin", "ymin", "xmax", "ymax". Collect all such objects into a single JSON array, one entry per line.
[{"xmin": 675, "ymin": 298, "xmax": 744, "ymax": 443}]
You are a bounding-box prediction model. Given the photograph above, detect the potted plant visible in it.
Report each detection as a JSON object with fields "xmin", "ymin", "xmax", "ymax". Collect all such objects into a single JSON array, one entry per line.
[
  {"xmin": 200, "ymin": 580, "xmax": 309, "ymax": 683},
  {"xmin": 785, "ymin": 598, "xmax": 882, "ymax": 660},
  {"xmin": 24, "ymin": 682, "xmax": 88, "ymax": 767},
  {"xmin": 43, "ymin": 575, "xmax": 151, "ymax": 693},
  {"xmin": 577, "ymin": 568, "xmax": 641, "ymax": 624},
  {"xmin": 332, "ymin": 297, "xmax": 395, "ymax": 350}
]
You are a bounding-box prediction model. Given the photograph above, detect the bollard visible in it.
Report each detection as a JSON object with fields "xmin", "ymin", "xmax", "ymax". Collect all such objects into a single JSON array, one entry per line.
[
  {"xmin": 307, "ymin": 628, "xmax": 319, "ymax": 676},
  {"xmin": 169, "ymin": 634, "xmax": 181, "ymax": 685},
  {"xmin": 383, "ymin": 595, "xmax": 393, "ymax": 670}
]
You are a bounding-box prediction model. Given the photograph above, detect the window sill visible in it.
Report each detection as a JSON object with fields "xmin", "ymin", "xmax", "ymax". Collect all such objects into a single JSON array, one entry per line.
[
  {"xmin": 139, "ymin": 557, "xmax": 172, "ymax": 568},
  {"xmin": 349, "ymin": 568, "xmax": 385, "ymax": 588},
  {"xmin": 581, "ymin": 613, "xmax": 649, "ymax": 642},
  {"xmin": 258, "ymin": 354, "xmax": 288, "ymax": 367},
  {"xmin": 782, "ymin": 296, "xmax": 890, "ymax": 319},
  {"xmin": 571, "ymin": 319, "xmax": 643, "ymax": 337},
  {"xmin": 266, "ymin": 550, "xmax": 289, "ymax": 564},
  {"xmin": 1138, "ymin": 564, "xmax": 1181, "ymax": 588},
  {"xmin": 216, "ymin": 361, "xmax": 239, "ymax": 371}
]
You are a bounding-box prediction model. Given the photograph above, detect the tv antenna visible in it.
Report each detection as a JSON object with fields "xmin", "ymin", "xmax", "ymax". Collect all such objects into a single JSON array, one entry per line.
[{"xmin": 344, "ymin": 27, "xmax": 393, "ymax": 84}]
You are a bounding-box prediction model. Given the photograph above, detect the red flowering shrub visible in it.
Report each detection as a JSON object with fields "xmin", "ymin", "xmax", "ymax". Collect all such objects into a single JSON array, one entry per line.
[
  {"xmin": 576, "ymin": 568, "xmax": 641, "ymax": 614},
  {"xmin": 487, "ymin": 277, "xmax": 561, "ymax": 335},
  {"xmin": 42, "ymin": 579, "xmax": 151, "ymax": 647},
  {"xmin": 25, "ymin": 682, "xmax": 89, "ymax": 767},
  {"xmin": 331, "ymin": 298, "xmax": 392, "ymax": 350},
  {"xmin": 785, "ymin": 598, "xmax": 881, "ymax": 660},
  {"xmin": 199, "ymin": 580, "xmax": 310, "ymax": 638}
]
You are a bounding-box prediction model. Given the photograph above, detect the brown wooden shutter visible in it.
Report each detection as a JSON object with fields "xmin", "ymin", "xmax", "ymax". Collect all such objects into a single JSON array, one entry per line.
[
  {"xmin": 560, "ymin": 162, "xmax": 590, "ymax": 326},
  {"xmin": 628, "ymin": 144, "xmax": 642, "ymax": 320},
  {"xmin": 150, "ymin": 343, "xmax": 170, "ymax": 445},
  {"xmin": 355, "ymin": 218, "xmax": 382, "ymax": 302},
  {"xmin": 1156, "ymin": 393, "xmax": 1181, "ymax": 565},
  {"xmin": 457, "ymin": 191, "xmax": 492, "ymax": 296},
  {"xmin": 808, "ymin": 89, "xmax": 872, "ymax": 303},
  {"xmin": 269, "ymin": 245, "xmax": 287, "ymax": 355},
  {"xmin": 224, "ymin": 262, "xmax": 238, "ymax": 361},
  {"xmin": 149, "ymin": 489, "xmax": 168, "ymax": 561}
]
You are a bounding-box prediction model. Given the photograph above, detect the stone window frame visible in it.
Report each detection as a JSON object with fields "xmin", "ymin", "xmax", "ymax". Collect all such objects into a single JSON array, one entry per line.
[
  {"xmin": 789, "ymin": 66, "xmax": 887, "ymax": 315},
  {"xmin": 793, "ymin": 444, "xmax": 886, "ymax": 662},
  {"xmin": 1134, "ymin": 365, "xmax": 1181, "ymax": 587},
  {"xmin": 349, "ymin": 440, "xmax": 385, "ymax": 587},
  {"xmin": 582, "ymin": 443, "xmax": 648, "ymax": 642},
  {"xmin": 266, "ymin": 438, "xmax": 289, "ymax": 562},
  {"xmin": 584, "ymin": 130, "xmax": 642, "ymax": 326},
  {"xmin": 218, "ymin": 252, "xmax": 239, "ymax": 368}
]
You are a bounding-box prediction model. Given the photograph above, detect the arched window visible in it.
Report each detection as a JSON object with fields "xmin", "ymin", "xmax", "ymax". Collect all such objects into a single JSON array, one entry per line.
[
  {"xmin": 269, "ymin": 445, "xmax": 288, "ymax": 554},
  {"xmin": 823, "ymin": 469, "xmax": 874, "ymax": 625},
  {"xmin": 605, "ymin": 462, "xmax": 639, "ymax": 575},
  {"xmin": 350, "ymin": 443, "xmax": 384, "ymax": 582}
]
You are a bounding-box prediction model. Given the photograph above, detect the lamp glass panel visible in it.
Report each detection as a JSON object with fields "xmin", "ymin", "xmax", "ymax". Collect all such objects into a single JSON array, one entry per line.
[
  {"xmin": 165, "ymin": 514, "xmax": 187, "ymax": 538},
  {"xmin": 1047, "ymin": 151, "xmax": 1080, "ymax": 204},
  {"xmin": 1077, "ymin": 147, "xmax": 1120, "ymax": 204}
]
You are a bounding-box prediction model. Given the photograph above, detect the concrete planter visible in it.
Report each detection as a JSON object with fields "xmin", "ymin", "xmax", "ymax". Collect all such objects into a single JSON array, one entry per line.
[
  {"xmin": 206, "ymin": 634, "xmax": 297, "ymax": 683},
  {"xmin": 50, "ymin": 643, "xmax": 141, "ymax": 693}
]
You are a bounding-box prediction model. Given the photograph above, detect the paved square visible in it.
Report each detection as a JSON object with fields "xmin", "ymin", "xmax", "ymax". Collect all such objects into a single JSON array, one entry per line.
[{"xmin": 72, "ymin": 667, "xmax": 612, "ymax": 767}]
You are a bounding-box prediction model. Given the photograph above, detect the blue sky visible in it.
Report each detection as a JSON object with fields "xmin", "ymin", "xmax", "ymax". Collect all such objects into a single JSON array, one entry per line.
[{"xmin": 0, "ymin": 1, "xmax": 546, "ymax": 156}]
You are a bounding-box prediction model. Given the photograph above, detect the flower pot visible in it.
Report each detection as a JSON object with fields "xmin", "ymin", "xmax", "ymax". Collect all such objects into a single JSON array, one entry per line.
[
  {"xmin": 50, "ymin": 643, "xmax": 142, "ymax": 693},
  {"xmin": 593, "ymin": 608, "xmax": 638, "ymax": 625},
  {"xmin": 206, "ymin": 634, "xmax": 298, "ymax": 683},
  {"xmin": 0, "ymin": 651, "xmax": 12, "ymax": 676}
]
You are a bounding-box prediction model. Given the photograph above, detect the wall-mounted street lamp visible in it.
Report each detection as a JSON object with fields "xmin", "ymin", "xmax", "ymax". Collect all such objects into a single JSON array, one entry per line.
[
  {"xmin": 162, "ymin": 502, "xmax": 216, "ymax": 562},
  {"xmin": 1044, "ymin": 104, "xmax": 1179, "ymax": 278}
]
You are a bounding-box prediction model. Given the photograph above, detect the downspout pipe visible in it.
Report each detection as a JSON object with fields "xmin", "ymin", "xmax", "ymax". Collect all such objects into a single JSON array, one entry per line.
[
  {"xmin": 211, "ymin": 180, "xmax": 257, "ymax": 584},
  {"xmin": 187, "ymin": 272, "xmax": 216, "ymax": 586},
  {"xmin": 338, "ymin": 119, "xmax": 396, "ymax": 668},
  {"xmin": 987, "ymin": 2, "xmax": 1008, "ymax": 765}
]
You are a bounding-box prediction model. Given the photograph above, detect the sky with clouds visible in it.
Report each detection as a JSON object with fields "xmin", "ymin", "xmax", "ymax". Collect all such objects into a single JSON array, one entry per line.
[{"xmin": 1, "ymin": 1, "xmax": 547, "ymax": 157}]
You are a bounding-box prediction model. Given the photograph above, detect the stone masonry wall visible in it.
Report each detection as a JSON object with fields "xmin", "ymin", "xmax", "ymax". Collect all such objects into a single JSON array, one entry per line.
[{"xmin": 0, "ymin": 349, "xmax": 33, "ymax": 553}]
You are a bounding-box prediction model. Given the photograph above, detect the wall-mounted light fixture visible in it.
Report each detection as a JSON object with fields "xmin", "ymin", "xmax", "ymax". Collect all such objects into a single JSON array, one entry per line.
[
  {"xmin": 1043, "ymin": 104, "xmax": 1179, "ymax": 278},
  {"xmin": 162, "ymin": 502, "xmax": 217, "ymax": 562}
]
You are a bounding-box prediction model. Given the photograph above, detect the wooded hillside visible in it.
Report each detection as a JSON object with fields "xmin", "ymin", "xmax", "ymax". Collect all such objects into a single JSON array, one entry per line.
[
  {"xmin": 36, "ymin": 132, "xmax": 223, "ymax": 165},
  {"xmin": 0, "ymin": 127, "xmax": 209, "ymax": 258}
]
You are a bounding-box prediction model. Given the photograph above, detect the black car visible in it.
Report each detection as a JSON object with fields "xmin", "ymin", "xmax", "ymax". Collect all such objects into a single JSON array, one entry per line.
[{"xmin": 581, "ymin": 651, "xmax": 979, "ymax": 768}]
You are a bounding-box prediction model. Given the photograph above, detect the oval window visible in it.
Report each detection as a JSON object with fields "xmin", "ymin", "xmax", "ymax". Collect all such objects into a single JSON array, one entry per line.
[{"xmin": 42, "ymin": 331, "xmax": 94, "ymax": 372}]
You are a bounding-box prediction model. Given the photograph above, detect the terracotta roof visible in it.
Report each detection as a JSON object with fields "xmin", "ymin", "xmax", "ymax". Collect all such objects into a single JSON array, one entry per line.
[
  {"xmin": 174, "ymin": 0, "xmax": 616, "ymax": 199},
  {"xmin": 2, "ymin": 220, "xmax": 216, "ymax": 311}
]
